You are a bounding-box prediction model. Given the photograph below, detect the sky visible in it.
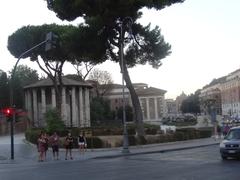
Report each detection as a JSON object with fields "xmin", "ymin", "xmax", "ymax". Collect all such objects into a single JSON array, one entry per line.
[{"xmin": 1, "ymin": 0, "xmax": 240, "ymax": 99}]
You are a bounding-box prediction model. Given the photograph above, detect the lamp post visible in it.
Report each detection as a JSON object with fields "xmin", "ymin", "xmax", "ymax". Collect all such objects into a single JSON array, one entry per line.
[
  {"xmin": 120, "ymin": 17, "xmax": 133, "ymax": 154},
  {"xmin": 9, "ymin": 34, "xmax": 54, "ymax": 160}
]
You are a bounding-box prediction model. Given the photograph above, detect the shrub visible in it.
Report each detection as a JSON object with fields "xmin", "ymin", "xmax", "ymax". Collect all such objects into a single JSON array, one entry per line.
[
  {"xmin": 145, "ymin": 128, "xmax": 157, "ymax": 135},
  {"xmin": 128, "ymin": 135, "xmax": 136, "ymax": 146},
  {"xmin": 86, "ymin": 137, "xmax": 103, "ymax": 148},
  {"xmin": 45, "ymin": 109, "xmax": 65, "ymax": 134},
  {"xmin": 25, "ymin": 128, "xmax": 43, "ymax": 144},
  {"xmin": 198, "ymin": 129, "xmax": 212, "ymax": 138},
  {"xmin": 136, "ymin": 135, "xmax": 147, "ymax": 145},
  {"xmin": 173, "ymin": 132, "xmax": 185, "ymax": 141}
]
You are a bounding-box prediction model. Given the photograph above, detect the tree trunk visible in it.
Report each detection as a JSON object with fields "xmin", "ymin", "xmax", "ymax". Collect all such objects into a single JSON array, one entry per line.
[
  {"xmin": 120, "ymin": 61, "xmax": 145, "ymax": 137},
  {"xmin": 54, "ymin": 80, "xmax": 62, "ymax": 118}
]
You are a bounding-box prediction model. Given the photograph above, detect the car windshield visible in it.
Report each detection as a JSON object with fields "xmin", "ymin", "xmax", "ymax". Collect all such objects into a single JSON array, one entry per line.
[{"xmin": 225, "ymin": 129, "xmax": 240, "ymax": 140}]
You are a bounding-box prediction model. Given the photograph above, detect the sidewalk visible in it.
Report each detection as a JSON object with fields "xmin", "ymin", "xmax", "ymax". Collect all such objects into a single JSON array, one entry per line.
[{"xmin": 0, "ymin": 135, "xmax": 221, "ymax": 164}]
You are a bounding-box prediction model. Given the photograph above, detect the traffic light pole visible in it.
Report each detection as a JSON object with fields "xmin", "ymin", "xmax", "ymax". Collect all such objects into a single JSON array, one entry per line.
[{"xmin": 9, "ymin": 39, "xmax": 48, "ymax": 160}]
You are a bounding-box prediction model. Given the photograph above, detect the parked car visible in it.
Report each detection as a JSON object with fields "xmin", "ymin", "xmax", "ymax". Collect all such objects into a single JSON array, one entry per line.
[{"xmin": 220, "ymin": 126, "xmax": 240, "ymax": 160}]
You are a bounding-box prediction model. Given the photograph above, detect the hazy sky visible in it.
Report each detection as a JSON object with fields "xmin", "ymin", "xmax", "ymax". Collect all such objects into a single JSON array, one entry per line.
[{"xmin": 1, "ymin": 0, "xmax": 240, "ymax": 99}]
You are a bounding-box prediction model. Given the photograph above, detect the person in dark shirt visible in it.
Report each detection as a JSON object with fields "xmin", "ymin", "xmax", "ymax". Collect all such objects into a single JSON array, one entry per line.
[
  {"xmin": 50, "ymin": 132, "xmax": 60, "ymax": 160},
  {"xmin": 78, "ymin": 132, "xmax": 87, "ymax": 154}
]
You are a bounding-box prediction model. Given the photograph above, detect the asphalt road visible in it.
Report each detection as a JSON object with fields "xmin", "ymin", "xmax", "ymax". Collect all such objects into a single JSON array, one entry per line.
[{"xmin": 0, "ymin": 145, "xmax": 239, "ymax": 180}]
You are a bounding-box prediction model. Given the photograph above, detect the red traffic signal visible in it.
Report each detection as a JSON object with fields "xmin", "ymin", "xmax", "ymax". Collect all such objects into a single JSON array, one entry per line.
[{"xmin": 2, "ymin": 107, "xmax": 14, "ymax": 117}]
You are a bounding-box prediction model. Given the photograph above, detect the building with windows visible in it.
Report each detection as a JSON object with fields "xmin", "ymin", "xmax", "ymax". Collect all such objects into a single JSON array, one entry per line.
[
  {"xmin": 200, "ymin": 68, "xmax": 240, "ymax": 119},
  {"xmin": 199, "ymin": 81, "xmax": 222, "ymax": 116},
  {"xmin": 103, "ymin": 83, "xmax": 166, "ymax": 124},
  {"xmin": 220, "ymin": 69, "xmax": 240, "ymax": 118},
  {"xmin": 24, "ymin": 77, "xmax": 92, "ymax": 128}
]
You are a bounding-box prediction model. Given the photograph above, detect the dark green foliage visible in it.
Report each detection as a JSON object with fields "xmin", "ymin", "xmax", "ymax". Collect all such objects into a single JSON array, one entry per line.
[
  {"xmin": 0, "ymin": 66, "xmax": 39, "ymax": 109},
  {"xmin": 128, "ymin": 135, "xmax": 137, "ymax": 146},
  {"xmin": 0, "ymin": 70, "xmax": 9, "ymax": 108},
  {"xmin": 117, "ymin": 105, "xmax": 134, "ymax": 122},
  {"xmin": 10, "ymin": 65, "xmax": 39, "ymax": 108},
  {"xmin": 45, "ymin": 108, "xmax": 66, "ymax": 134},
  {"xmin": 86, "ymin": 137, "xmax": 103, "ymax": 148},
  {"xmin": 47, "ymin": 0, "xmax": 184, "ymax": 22},
  {"xmin": 90, "ymin": 97, "xmax": 115, "ymax": 126},
  {"xmin": 8, "ymin": 24, "xmax": 79, "ymax": 63},
  {"xmin": 181, "ymin": 90, "xmax": 201, "ymax": 114},
  {"xmin": 25, "ymin": 128, "xmax": 43, "ymax": 144},
  {"xmin": 137, "ymin": 135, "xmax": 147, "ymax": 145},
  {"xmin": 145, "ymin": 127, "xmax": 158, "ymax": 135}
]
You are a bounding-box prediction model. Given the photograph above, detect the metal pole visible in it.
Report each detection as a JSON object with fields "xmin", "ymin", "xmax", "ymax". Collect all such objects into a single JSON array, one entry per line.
[
  {"xmin": 9, "ymin": 39, "xmax": 48, "ymax": 160},
  {"xmin": 120, "ymin": 20, "xmax": 129, "ymax": 154}
]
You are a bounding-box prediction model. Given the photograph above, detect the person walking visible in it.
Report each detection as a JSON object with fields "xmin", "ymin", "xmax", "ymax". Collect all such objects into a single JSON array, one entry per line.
[
  {"xmin": 50, "ymin": 132, "xmax": 60, "ymax": 160},
  {"xmin": 78, "ymin": 132, "xmax": 87, "ymax": 154},
  {"xmin": 65, "ymin": 132, "xmax": 74, "ymax": 160}
]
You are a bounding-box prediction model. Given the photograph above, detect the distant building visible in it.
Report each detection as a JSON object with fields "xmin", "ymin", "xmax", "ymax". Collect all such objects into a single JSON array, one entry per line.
[
  {"xmin": 24, "ymin": 77, "xmax": 92, "ymax": 128},
  {"xmin": 165, "ymin": 99, "xmax": 177, "ymax": 115},
  {"xmin": 103, "ymin": 83, "xmax": 166, "ymax": 124},
  {"xmin": 200, "ymin": 68, "xmax": 240, "ymax": 118},
  {"xmin": 199, "ymin": 79, "xmax": 223, "ymax": 116},
  {"xmin": 220, "ymin": 69, "xmax": 240, "ymax": 117},
  {"xmin": 175, "ymin": 92, "xmax": 187, "ymax": 114}
]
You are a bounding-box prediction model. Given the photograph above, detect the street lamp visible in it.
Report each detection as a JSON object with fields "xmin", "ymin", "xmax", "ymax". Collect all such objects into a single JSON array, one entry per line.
[
  {"xmin": 9, "ymin": 32, "xmax": 57, "ymax": 159},
  {"xmin": 120, "ymin": 17, "xmax": 133, "ymax": 154}
]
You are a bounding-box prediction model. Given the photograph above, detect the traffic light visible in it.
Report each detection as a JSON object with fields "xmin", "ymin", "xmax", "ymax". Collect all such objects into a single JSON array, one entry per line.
[
  {"xmin": 45, "ymin": 32, "xmax": 59, "ymax": 51},
  {"xmin": 2, "ymin": 107, "xmax": 14, "ymax": 122}
]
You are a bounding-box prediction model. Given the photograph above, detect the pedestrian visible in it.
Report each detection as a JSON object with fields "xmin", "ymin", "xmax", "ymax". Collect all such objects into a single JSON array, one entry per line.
[
  {"xmin": 78, "ymin": 132, "xmax": 87, "ymax": 154},
  {"xmin": 65, "ymin": 132, "xmax": 74, "ymax": 160},
  {"xmin": 37, "ymin": 133, "xmax": 46, "ymax": 162},
  {"xmin": 223, "ymin": 124, "xmax": 230, "ymax": 136},
  {"xmin": 43, "ymin": 132, "xmax": 49, "ymax": 160},
  {"xmin": 50, "ymin": 132, "xmax": 60, "ymax": 160}
]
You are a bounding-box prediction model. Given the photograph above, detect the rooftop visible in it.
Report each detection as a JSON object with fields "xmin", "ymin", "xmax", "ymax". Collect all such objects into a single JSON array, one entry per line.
[{"xmin": 24, "ymin": 77, "xmax": 92, "ymax": 89}]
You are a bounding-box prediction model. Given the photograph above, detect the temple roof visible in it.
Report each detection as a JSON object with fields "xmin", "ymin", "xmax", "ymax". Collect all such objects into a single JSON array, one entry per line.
[
  {"xmin": 24, "ymin": 77, "xmax": 92, "ymax": 89},
  {"xmin": 135, "ymin": 87, "xmax": 167, "ymax": 96}
]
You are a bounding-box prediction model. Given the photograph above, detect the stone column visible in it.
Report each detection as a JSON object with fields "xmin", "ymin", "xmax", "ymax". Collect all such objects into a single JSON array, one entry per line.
[
  {"xmin": 154, "ymin": 97, "xmax": 159, "ymax": 120},
  {"xmin": 51, "ymin": 88, "xmax": 56, "ymax": 108},
  {"xmin": 24, "ymin": 91, "xmax": 28, "ymax": 110},
  {"xmin": 71, "ymin": 87, "xmax": 77, "ymax": 127},
  {"xmin": 61, "ymin": 87, "xmax": 67, "ymax": 125},
  {"xmin": 79, "ymin": 87, "xmax": 84, "ymax": 127},
  {"xmin": 26, "ymin": 90, "xmax": 32, "ymax": 123},
  {"xmin": 33, "ymin": 89, "xmax": 38, "ymax": 127},
  {"xmin": 41, "ymin": 88, "xmax": 46, "ymax": 126},
  {"xmin": 146, "ymin": 98, "xmax": 150, "ymax": 120},
  {"xmin": 85, "ymin": 88, "xmax": 90, "ymax": 127}
]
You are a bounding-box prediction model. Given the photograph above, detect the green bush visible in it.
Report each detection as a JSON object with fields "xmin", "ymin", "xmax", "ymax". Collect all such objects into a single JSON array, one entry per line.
[
  {"xmin": 198, "ymin": 129, "xmax": 212, "ymax": 138},
  {"xmin": 45, "ymin": 109, "xmax": 65, "ymax": 134},
  {"xmin": 136, "ymin": 135, "xmax": 147, "ymax": 145},
  {"xmin": 86, "ymin": 137, "xmax": 103, "ymax": 148},
  {"xmin": 25, "ymin": 128, "xmax": 43, "ymax": 144},
  {"xmin": 127, "ymin": 126, "xmax": 136, "ymax": 135},
  {"xmin": 173, "ymin": 132, "xmax": 185, "ymax": 141},
  {"xmin": 145, "ymin": 128, "xmax": 157, "ymax": 135},
  {"xmin": 128, "ymin": 135, "xmax": 137, "ymax": 146}
]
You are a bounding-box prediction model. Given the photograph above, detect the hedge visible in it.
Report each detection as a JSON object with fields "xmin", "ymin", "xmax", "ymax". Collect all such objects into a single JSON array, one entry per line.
[{"xmin": 25, "ymin": 127, "xmax": 212, "ymax": 148}]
